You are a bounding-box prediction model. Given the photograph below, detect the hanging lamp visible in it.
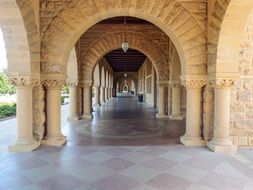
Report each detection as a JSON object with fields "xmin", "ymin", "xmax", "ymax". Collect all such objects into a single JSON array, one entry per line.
[
  {"xmin": 122, "ymin": 17, "xmax": 129, "ymax": 52},
  {"xmin": 124, "ymin": 63, "xmax": 127, "ymax": 78}
]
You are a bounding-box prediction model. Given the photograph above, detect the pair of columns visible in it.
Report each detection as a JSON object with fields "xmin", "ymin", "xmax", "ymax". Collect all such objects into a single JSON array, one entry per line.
[
  {"xmin": 180, "ymin": 78, "xmax": 236, "ymax": 152},
  {"xmin": 9, "ymin": 77, "xmax": 67, "ymax": 152},
  {"xmin": 156, "ymin": 81, "xmax": 182, "ymax": 119}
]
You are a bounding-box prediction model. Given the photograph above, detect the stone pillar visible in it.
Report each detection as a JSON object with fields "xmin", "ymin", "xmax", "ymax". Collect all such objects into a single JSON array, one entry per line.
[
  {"xmin": 9, "ymin": 77, "xmax": 40, "ymax": 152},
  {"xmin": 94, "ymin": 85, "xmax": 101, "ymax": 107},
  {"xmin": 207, "ymin": 79, "xmax": 237, "ymax": 153},
  {"xmin": 100, "ymin": 86, "xmax": 105, "ymax": 105},
  {"xmin": 203, "ymin": 86, "xmax": 214, "ymax": 141},
  {"xmin": 180, "ymin": 79, "xmax": 205, "ymax": 146},
  {"xmin": 169, "ymin": 82, "xmax": 183, "ymax": 120},
  {"xmin": 82, "ymin": 81, "xmax": 93, "ymax": 119},
  {"xmin": 156, "ymin": 81, "xmax": 168, "ymax": 118},
  {"xmin": 105, "ymin": 87, "xmax": 109, "ymax": 102},
  {"xmin": 42, "ymin": 79, "xmax": 67, "ymax": 146},
  {"xmin": 68, "ymin": 82, "xmax": 78, "ymax": 121}
]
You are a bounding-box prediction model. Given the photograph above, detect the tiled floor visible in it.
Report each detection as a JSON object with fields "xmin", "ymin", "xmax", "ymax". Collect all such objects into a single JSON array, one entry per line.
[{"xmin": 0, "ymin": 96, "xmax": 253, "ymax": 190}]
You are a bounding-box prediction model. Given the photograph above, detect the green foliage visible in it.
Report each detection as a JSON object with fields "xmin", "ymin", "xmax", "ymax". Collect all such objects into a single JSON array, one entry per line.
[
  {"xmin": 62, "ymin": 84, "xmax": 69, "ymax": 94},
  {"xmin": 61, "ymin": 96, "xmax": 69, "ymax": 105},
  {"xmin": 0, "ymin": 103, "xmax": 16, "ymax": 119},
  {"xmin": 0, "ymin": 72, "xmax": 15, "ymax": 95}
]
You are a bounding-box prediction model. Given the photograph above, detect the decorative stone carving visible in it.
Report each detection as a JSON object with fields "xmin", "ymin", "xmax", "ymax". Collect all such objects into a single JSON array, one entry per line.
[
  {"xmin": 42, "ymin": 80, "xmax": 65, "ymax": 89},
  {"xmin": 81, "ymin": 80, "xmax": 93, "ymax": 88},
  {"xmin": 182, "ymin": 79, "xmax": 206, "ymax": 89},
  {"xmin": 208, "ymin": 79, "xmax": 235, "ymax": 89},
  {"xmin": 9, "ymin": 77, "xmax": 39, "ymax": 88},
  {"xmin": 33, "ymin": 84, "xmax": 45, "ymax": 141},
  {"xmin": 157, "ymin": 81, "xmax": 169, "ymax": 87},
  {"xmin": 67, "ymin": 82, "xmax": 78, "ymax": 87},
  {"xmin": 171, "ymin": 81, "xmax": 181, "ymax": 88}
]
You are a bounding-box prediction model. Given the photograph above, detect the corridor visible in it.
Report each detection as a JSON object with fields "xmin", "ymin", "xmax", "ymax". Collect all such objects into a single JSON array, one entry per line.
[
  {"xmin": 0, "ymin": 97, "xmax": 253, "ymax": 190},
  {"xmin": 65, "ymin": 96, "xmax": 185, "ymax": 146}
]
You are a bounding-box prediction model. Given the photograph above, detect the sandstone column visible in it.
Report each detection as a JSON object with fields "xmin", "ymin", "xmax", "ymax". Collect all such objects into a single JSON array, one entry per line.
[
  {"xmin": 94, "ymin": 85, "xmax": 101, "ymax": 107},
  {"xmin": 100, "ymin": 86, "xmax": 105, "ymax": 105},
  {"xmin": 180, "ymin": 78, "xmax": 205, "ymax": 146},
  {"xmin": 82, "ymin": 81, "xmax": 93, "ymax": 119},
  {"xmin": 169, "ymin": 82, "xmax": 183, "ymax": 120},
  {"xmin": 105, "ymin": 87, "xmax": 109, "ymax": 102},
  {"xmin": 203, "ymin": 86, "xmax": 214, "ymax": 141},
  {"xmin": 207, "ymin": 79, "xmax": 237, "ymax": 153},
  {"xmin": 67, "ymin": 82, "xmax": 78, "ymax": 121},
  {"xmin": 156, "ymin": 81, "xmax": 168, "ymax": 118},
  {"xmin": 9, "ymin": 77, "xmax": 40, "ymax": 152},
  {"xmin": 42, "ymin": 79, "xmax": 66, "ymax": 146}
]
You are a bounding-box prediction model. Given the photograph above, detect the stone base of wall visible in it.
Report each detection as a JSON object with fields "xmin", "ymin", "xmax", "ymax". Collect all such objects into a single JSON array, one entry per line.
[{"xmin": 231, "ymin": 135, "xmax": 253, "ymax": 147}]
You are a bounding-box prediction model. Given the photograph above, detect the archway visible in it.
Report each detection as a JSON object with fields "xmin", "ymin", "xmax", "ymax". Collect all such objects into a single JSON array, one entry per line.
[{"xmin": 40, "ymin": 1, "xmax": 206, "ymax": 77}]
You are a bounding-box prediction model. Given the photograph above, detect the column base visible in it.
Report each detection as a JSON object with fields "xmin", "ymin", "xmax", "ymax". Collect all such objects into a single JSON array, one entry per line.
[
  {"xmin": 42, "ymin": 135, "xmax": 67, "ymax": 147},
  {"xmin": 67, "ymin": 115, "xmax": 79, "ymax": 121},
  {"xmin": 82, "ymin": 114, "xmax": 93, "ymax": 119},
  {"xmin": 156, "ymin": 113, "xmax": 168, "ymax": 119},
  {"xmin": 207, "ymin": 139, "xmax": 237, "ymax": 153},
  {"xmin": 9, "ymin": 140, "xmax": 40, "ymax": 152},
  {"xmin": 101, "ymin": 101, "xmax": 106, "ymax": 105},
  {"xmin": 169, "ymin": 114, "xmax": 184, "ymax": 120},
  {"xmin": 180, "ymin": 136, "xmax": 205, "ymax": 146}
]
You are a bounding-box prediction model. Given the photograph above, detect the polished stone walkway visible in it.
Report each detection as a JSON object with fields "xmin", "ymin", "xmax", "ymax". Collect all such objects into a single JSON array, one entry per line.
[{"xmin": 0, "ymin": 97, "xmax": 253, "ymax": 190}]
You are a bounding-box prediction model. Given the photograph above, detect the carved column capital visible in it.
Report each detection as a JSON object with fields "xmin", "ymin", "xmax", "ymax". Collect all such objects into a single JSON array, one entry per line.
[
  {"xmin": 182, "ymin": 79, "xmax": 206, "ymax": 89},
  {"xmin": 208, "ymin": 79, "xmax": 234, "ymax": 89},
  {"xmin": 80, "ymin": 80, "xmax": 93, "ymax": 88},
  {"xmin": 157, "ymin": 81, "xmax": 169, "ymax": 88},
  {"xmin": 171, "ymin": 81, "xmax": 181, "ymax": 88},
  {"xmin": 42, "ymin": 80, "xmax": 65, "ymax": 89},
  {"xmin": 67, "ymin": 82, "xmax": 78, "ymax": 87},
  {"xmin": 9, "ymin": 77, "xmax": 39, "ymax": 88}
]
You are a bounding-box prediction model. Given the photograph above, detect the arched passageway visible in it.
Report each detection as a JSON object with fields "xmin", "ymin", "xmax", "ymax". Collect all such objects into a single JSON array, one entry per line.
[{"xmin": 3, "ymin": 1, "xmax": 253, "ymax": 154}]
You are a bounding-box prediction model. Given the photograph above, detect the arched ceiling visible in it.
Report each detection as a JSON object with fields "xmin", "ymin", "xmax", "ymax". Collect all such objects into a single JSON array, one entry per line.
[{"xmin": 104, "ymin": 48, "xmax": 146, "ymax": 72}]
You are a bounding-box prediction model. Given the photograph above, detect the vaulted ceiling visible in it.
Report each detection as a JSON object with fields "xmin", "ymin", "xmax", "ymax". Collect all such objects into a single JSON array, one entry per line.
[{"xmin": 104, "ymin": 48, "xmax": 147, "ymax": 72}]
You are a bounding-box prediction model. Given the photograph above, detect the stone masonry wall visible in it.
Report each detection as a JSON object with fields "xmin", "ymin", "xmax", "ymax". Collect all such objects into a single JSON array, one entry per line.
[{"xmin": 230, "ymin": 11, "xmax": 253, "ymax": 147}]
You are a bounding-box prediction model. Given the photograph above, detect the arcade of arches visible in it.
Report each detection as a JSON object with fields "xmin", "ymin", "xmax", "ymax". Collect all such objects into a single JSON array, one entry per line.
[{"xmin": 2, "ymin": 0, "xmax": 253, "ymax": 153}]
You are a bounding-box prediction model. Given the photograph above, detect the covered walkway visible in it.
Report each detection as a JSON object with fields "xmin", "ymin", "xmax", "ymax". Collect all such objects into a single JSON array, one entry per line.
[{"xmin": 0, "ymin": 97, "xmax": 253, "ymax": 190}]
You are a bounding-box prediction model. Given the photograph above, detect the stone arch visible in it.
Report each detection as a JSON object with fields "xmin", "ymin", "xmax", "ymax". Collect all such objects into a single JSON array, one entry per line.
[
  {"xmin": 40, "ymin": 0, "xmax": 206, "ymax": 76},
  {"xmin": 67, "ymin": 48, "xmax": 78, "ymax": 83},
  {"xmin": 208, "ymin": 0, "xmax": 253, "ymax": 75},
  {"xmin": 114, "ymin": 73, "xmax": 138, "ymax": 93},
  {"xmin": 93, "ymin": 63, "xmax": 100, "ymax": 87},
  {"xmin": 82, "ymin": 32, "xmax": 169, "ymax": 82},
  {"xmin": 0, "ymin": 0, "xmax": 39, "ymax": 76}
]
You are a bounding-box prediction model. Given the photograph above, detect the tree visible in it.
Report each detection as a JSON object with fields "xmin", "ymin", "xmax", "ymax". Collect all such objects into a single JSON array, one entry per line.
[{"xmin": 0, "ymin": 72, "xmax": 15, "ymax": 95}]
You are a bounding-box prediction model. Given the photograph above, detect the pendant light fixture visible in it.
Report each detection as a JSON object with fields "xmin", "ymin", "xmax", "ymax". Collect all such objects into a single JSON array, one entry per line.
[
  {"xmin": 122, "ymin": 16, "xmax": 129, "ymax": 52},
  {"xmin": 124, "ymin": 63, "xmax": 127, "ymax": 78}
]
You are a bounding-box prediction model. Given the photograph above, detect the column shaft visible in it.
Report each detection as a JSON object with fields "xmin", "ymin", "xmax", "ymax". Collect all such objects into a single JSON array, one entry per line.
[
  {"xmin": 9, "ymin": 81, "xmax": 40, "ymax": 152},
  {"xmin": 82, "ymin": 85, "xmax": 92, "ymax": 119},
  {"xmin": 180, "ymin": 80, "xmax": 205, "ymax": 146},
  {"xmin": 208, "ymin": 83, "xmax": 237, "ymax": 153},
  {"xmin": 43, "ymin": 81, "xmax": 66, "ymax": 146},
  {"xmin": 156, "ymin": 83, "xmax": 167, "ymax": 118},
  {"xmin": 169, "ymin": 84, "xmax": 183, "ymax": 120},
  {"xmin": 68, "ymin": 84, "xmax": 78, "ymax": 120}
]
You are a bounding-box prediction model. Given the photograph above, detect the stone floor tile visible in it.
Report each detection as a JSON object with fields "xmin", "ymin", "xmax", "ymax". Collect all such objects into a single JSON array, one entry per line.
[
  {"xmin": 120, "ymin": 165, "xmax": 162, "ymax": 183},
  {"xmin": 200, "ymin": 172, "xmax": 247, "ymax": 190},
  {"xmin": 166, "ymin": 164, "xmax": 209, "ymax": 182},
  {"xmin": 141, "ymin": 158, "xmax": 177, "ymax": 171},
  {"xmin": 159, "ymin": 151, "xmax": 192, "ymax": 163},
  {"xmin": 23, "ymin": 165, "xmax": 66, "ymax": 182},
  {"xmin": 146, "ymin": 173, "xmax": 192, "ymax": 190},
  {"xmin": 91, "ymin": 174, "xmax": 139, "ymax": 190},
  {"xmin": 120, "ymin": 151, "xmax": 153, "ymax": 163},
  {"xmin": 66, "ymin": 164, "xmax": 115, "ymax": 183},
  {"xmin": 100, "ymin": 157, "xmax": 135, "ymax": 171},
  {"xmin": 37, "ymin": 174, "xmax": 82, "ymax": 190},
  {"xmin": 81, "ymin": 151, "xmax": 115, "ymax": 163},
  {"xmin": 102, "ymin": 146, "xmax": 133, "ymax": 156}
]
